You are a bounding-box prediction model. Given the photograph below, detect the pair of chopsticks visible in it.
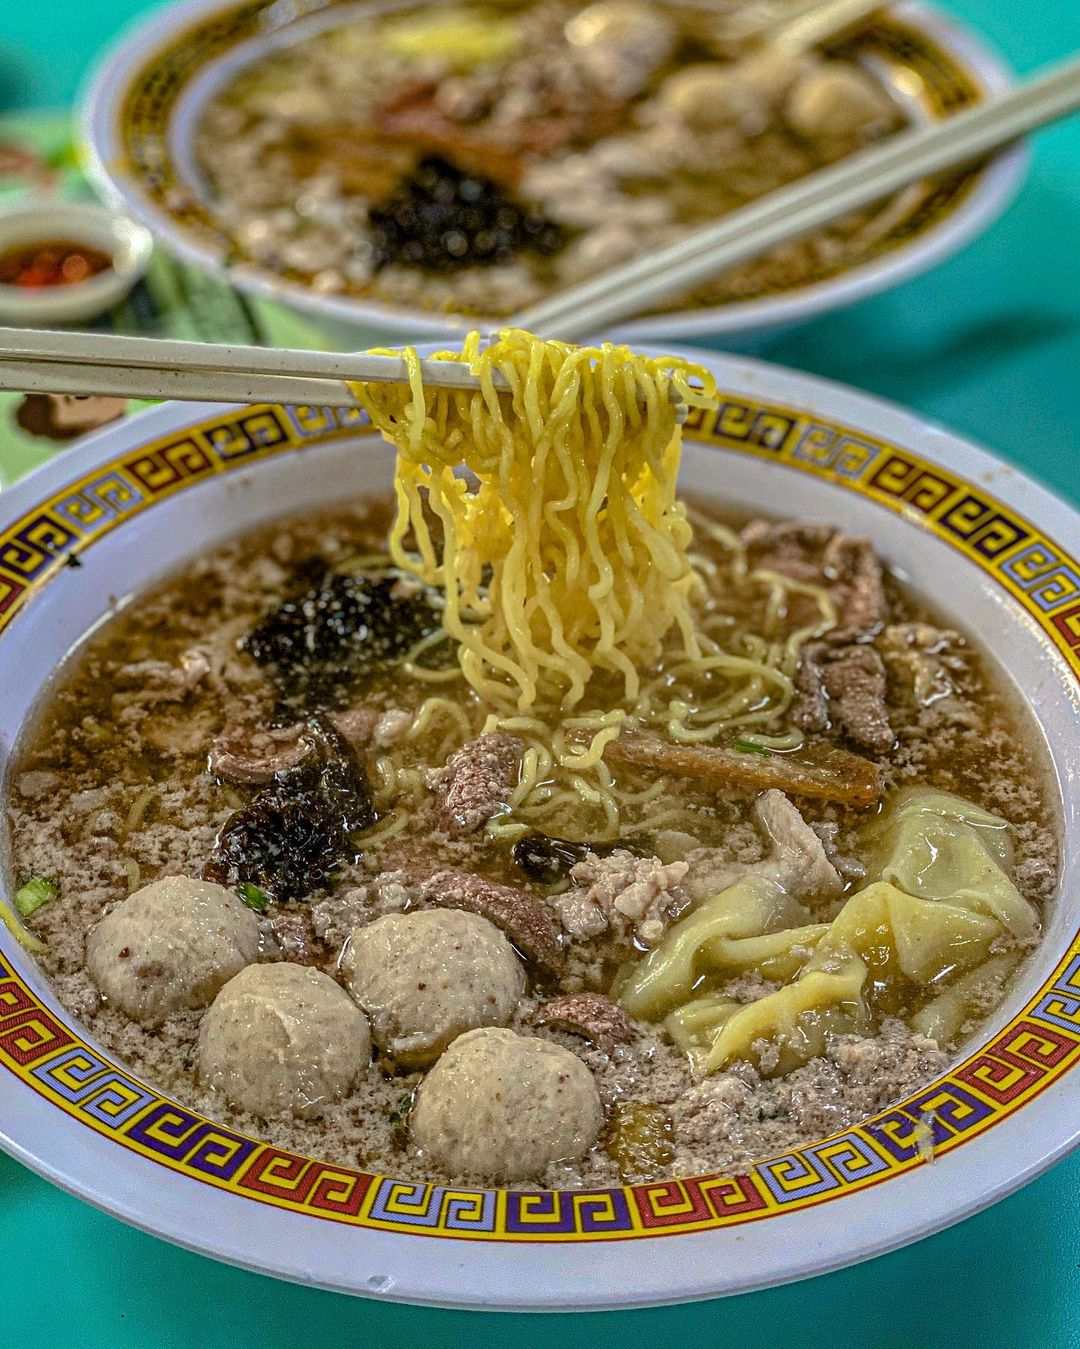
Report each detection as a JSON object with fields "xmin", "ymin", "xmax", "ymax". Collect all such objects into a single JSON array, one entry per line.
[
  {"xmin": 0, "ymin": 54, "xmax": 1077, "ymax": 401},
  {"xmin": 0, "ymin": 327, "xmax": 508, "ymax": 406},
  {"xmin": 511, "ymin": 52, "xmax": 1080, "ymax": 340},
  {"xmin": 0, "ymin": 326, "xmax": 691, "ymax": 420}
]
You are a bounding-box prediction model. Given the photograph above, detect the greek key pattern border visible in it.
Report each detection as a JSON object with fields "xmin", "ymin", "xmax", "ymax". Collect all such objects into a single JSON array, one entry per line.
[
  {"xmin": 1, "ymin": 391, "xmax": 1079, "ymax": 1238},
  {"xmin": 2, "ymin": 935, "xmax": 1080, "ymax": 1240},
  {"xmin": 681, "ymin": 392, "xmax": 1080, "ymax": 684},
  {"xmin": 0, "ymin": 401, "xmax": 370, "ymax": 631}
]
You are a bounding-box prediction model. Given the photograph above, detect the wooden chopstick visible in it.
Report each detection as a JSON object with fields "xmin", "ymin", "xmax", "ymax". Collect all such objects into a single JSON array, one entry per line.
[
  {"xmin": 0, "ymin": 327, "xmax": 508, "ymax": 395},
  {"xmin": 511, "ymin": 54, "xmax": 1080, "ymax": 340}
]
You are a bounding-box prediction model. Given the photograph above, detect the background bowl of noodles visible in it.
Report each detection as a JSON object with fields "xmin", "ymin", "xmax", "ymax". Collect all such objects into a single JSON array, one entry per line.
[
  {"xmin": 80, "ymin": 0, "xmax": 1025, "ymax": 347},
  {"xmin": 0, "ymin": 343, "xmax": 1077, "ymax": 1307}
]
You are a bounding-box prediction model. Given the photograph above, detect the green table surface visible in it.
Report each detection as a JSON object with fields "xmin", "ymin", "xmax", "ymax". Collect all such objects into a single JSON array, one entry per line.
[{"xmin": 2, "ymin": 2, "xmax": 1080, "ymax": 1344}]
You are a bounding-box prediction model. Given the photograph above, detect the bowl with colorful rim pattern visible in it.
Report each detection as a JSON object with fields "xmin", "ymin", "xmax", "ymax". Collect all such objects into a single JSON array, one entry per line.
[
  {"xmin": 0, "ymin": 345, "xmax": 1077, "ymax": 1307},
  {"xmin": 80, "ymin": 0, "xmax": 1026, "ymax": 348}
]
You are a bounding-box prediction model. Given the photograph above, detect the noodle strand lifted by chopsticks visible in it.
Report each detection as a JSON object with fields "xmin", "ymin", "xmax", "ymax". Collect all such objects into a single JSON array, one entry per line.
[
  {"xmin": 351, "ymin": 330, "xmax": 833, "ymax": 840},
  {"xmin": 355, "ymin": 330, "xmax": 716, "ymax": 713}
]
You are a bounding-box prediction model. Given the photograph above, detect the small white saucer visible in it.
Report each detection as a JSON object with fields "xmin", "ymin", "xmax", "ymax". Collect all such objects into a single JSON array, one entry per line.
[{"xmin": 0, "ymin": 200, "xmax": 153, "ymax": 325}]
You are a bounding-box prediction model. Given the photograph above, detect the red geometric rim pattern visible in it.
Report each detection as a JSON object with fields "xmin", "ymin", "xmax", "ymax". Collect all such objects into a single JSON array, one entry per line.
[{"xmin": 1, "ymin": 392, "xmax": 1077, "ymax": 1239}]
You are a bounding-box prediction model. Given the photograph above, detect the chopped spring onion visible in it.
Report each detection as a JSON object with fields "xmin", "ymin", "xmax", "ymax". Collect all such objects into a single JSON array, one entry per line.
[
  {"xmin": 15, "ymin": 876, "xmax": 57, "ymax": 917},
  {"xmin": 388, "ymin": 1091, "xmax": 413, "ymax": 1126},
  {"xmin": 238, "ymin": 882, "xmax": 269, "ymax": 913},
  {"xmin": 0, "ymin": 899, "xmax": 47, "ymax": 954},
  {"xmin": 388, "ymin": 1090, "xmax": 415, "ymax": 1139},
  {"xmin": 732, "ymin": 739, "xmax": 772, "ymax": 756}
]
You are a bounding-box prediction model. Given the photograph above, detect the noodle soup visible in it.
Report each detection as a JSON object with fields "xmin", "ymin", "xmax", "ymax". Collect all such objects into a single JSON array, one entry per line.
[
  {"xmin": 194, "ymin": 0, "xmax": 909, "ymax": 318},
  {"xmin": 5, "ymin": 337, "xmax": 1059, "ymax": 1188},
  {"xmin": 4, "ymin": 342, "xmax": 1057, "ymax": 1187}
]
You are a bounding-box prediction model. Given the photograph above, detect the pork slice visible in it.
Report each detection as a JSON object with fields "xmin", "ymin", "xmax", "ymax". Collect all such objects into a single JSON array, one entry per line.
[
  {"xmin": 683, "ymin": 790, "xmax": 843, "ymax": 904},
  {"xmin": 112, "ymin": 647, "xmax": 211, "ymax": 709},
  {"xmin": 792, "ymin": 644, "xmax": 830, "ymax": 735},
  {"xmin": 416, "ymin": 869, "xmax": 563, "ymax": 972},
  {"xmin": 533, "ymin": 993, "xmax": 637, "ymax": 1052},
  {"xmin": 556, "ymin": 851, "xmax": 691, "ymax": 947},
  {"xmin": 878, "ymin": 623, "xmax": 978, "ymax": 727},
  {"xmin": 741, "ymin": 521, "xmax": 834, "ymax": 585},
  {"xmin": 209, "ymin": 706, "xmax": 410, "ymax": 785},
  {"xmin": 208, "ymin": 725, "xmax": 315, "ymax": 784},
  {"xmin": 429, "ymin": 733, "xmax": 523, "ymax": 836},
  {"xmin": 822, "ymin": 533, "xmax": 887, "ymax": 636},
  {"xmin": 794, "ymin": 642, "xmax": 894, "ymax": 755},
  {"xmin": 741, "ymin": 521, "xmax": 887, "ymax": 636}
]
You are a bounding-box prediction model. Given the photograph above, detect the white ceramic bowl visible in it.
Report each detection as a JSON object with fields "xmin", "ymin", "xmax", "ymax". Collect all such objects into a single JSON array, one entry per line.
[
  {"xmin": 0, "ymin": 201, "xmax": 153, "ymax": 325},
  {"xmin": 1, "ymin": 347, "xmax": 1078, "ymax": 1307},
  {"xmin": 80, "ymin": 0, "xmax": 1026, "ymax": 347}
]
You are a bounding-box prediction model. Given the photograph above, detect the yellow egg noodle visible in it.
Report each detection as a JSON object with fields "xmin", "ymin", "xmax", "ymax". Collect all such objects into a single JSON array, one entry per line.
[
  {"xmin": 351, "ymin": 329, "xmax": 836, "ymax": 839},
  {"xmin": 616, "ymin": 788, "xmax": 1038, "ymax": 1077}
]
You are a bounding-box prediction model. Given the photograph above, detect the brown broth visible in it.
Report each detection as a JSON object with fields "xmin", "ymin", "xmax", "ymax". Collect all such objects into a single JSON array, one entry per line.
[
  {"xmin": 4, "ymin": 496, "xmax": 1060, "ymax": 1186},
  {"xmin": 193, "ymin": 0, "xmax": 905, "ymax": 317}
]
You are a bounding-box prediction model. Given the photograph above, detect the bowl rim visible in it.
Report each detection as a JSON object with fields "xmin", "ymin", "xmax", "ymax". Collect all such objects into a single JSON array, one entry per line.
[
  {"xmin": 1, "ymin": 346, "xmax": 1078, "ymax": 1308},
  {"xmin": 78, "ymin": 0, "xmax": 1028, "ymax": 341}
]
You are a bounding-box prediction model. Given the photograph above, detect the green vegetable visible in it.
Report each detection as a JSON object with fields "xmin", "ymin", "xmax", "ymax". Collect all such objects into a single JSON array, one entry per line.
[
  {"xmin": 0, "ymin": 900, "xmax": 47, "ymax": 954},
  {"xmin": 388, "ymin": 1090, "xmax": 415, "ymax": 1145},
  {"xmin": 238, "ymin": 883, "xmax": 269, "ymax": 913},
  {"xmin": 14, "ymin": 876, "xmax": 57, "ymax": 917},
  {"xmin": 388, "ymin": 1091, "xmax": 413, "ymax": 1127},
  {"xmin": 732, "ymin": 739, "xmax": 772, "ymax": 756}
]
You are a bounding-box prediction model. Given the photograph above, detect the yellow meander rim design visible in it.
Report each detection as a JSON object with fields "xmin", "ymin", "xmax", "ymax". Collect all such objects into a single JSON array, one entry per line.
[{"xmin": 1, "ymin": 391, "xmax": 1078, "ymax": 1242}]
